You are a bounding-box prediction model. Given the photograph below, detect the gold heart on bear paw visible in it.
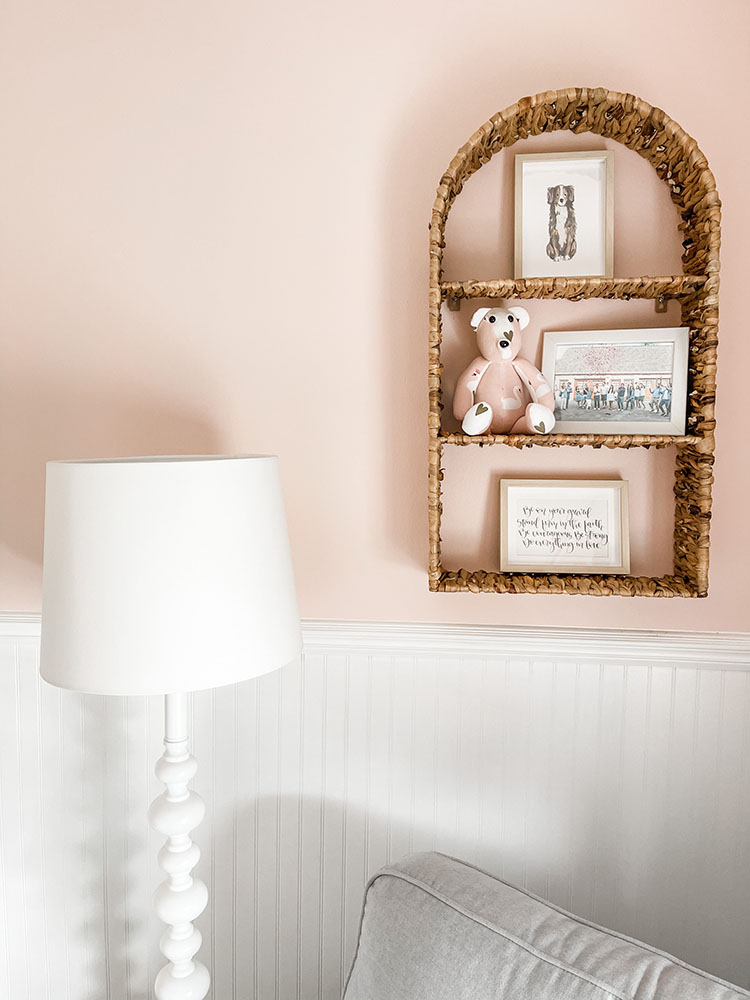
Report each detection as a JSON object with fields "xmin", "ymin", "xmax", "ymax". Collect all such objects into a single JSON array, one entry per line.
[
  {"xmin": 476, "ymin": 403, "xmax": 488, "ymax": 415},
  {"xmin": 534, "ymin": 422, "xmax": 546, "ymax": 433}
]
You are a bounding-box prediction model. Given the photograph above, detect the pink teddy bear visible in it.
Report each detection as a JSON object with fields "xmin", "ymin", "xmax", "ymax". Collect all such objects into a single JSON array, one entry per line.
[{"xmin": 452, "ymin": 306, "xmax": 556, "ymax": 435}]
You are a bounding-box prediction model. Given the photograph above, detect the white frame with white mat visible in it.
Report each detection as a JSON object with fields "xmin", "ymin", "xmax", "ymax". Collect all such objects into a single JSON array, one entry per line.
[
  {"xmin": 541, "ymin": 327, "xmax": 689, "ymax": 436},
  {"xmin": 500, "ymin": 479, "xmax": 630, "ymax": 575}
]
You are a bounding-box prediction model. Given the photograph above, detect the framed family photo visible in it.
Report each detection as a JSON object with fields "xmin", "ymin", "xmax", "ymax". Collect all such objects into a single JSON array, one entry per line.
[
  {"xmin": 514, "ymin": 151, "xmax": 614, "ymax": 279},
  {"xmin": 500, "ymin": 479, "xmax": 630, "ymax": 575},
  {"xmin": 541, "ymin": 327, "xmax": 689, "ymax": 435}
]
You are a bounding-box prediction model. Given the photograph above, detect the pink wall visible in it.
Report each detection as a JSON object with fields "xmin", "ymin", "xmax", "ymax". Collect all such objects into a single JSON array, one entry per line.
[{"xmin": 2, "ymin": 0, "xmax": 748, "ymax": 631}]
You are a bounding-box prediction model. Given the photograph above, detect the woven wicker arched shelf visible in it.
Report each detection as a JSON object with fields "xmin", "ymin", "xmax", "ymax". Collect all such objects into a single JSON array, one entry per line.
[{"xmin": 428, "ymin": 87, "xmax": 720, "ymax": 597}]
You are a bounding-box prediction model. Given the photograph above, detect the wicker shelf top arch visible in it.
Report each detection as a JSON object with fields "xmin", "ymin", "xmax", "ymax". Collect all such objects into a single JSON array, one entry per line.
[
  {"xmin": 429, "ymin": 87, "xmax": 720, "ymax": 276},
  {"xmin": 427, "ymin": 87, "xmax": 721, "ymax": 597}
]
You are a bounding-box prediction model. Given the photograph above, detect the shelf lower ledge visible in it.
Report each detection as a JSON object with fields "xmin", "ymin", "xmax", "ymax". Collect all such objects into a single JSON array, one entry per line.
[
  {"xmin": 437, "ymin": 431, "xmax": 700, "ymax": 449},
  {"xmin": 439, "ymin": 275, "xmax": 707, "ymax": 302},
  {"xmin": 432, "ymin": 571, "xmax": 701, "ymax": 598}
]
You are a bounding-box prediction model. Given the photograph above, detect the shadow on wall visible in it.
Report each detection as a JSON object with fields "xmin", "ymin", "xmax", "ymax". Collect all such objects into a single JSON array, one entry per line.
[
  {"xmin": 205, "ymin": 795, "xmax": 549, "ymax": 1000},
  {"xmin": 205, "ymin": 786, "xmax": 748, "ymax": 1000},
  {"xmin": 8, "ymin": 680, "xmax": 161, "ymax": 1000},
  {"xmin": 377, "ymin": 53, "xmax": 513, "ymax": 572},
  {"xmin": 6, "ymin": 648, "xmax": 750, "ymax": 999},
  {"xmin": 21, "ymin": 766, "xmax": 750, "ymax": 1000},
  {"xmin": 0, "ymin": 371, "xmax": 221, "ymax": 574}
]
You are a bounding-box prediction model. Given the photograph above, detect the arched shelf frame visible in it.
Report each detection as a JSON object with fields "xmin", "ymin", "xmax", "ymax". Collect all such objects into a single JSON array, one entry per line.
[{"xmin": 427, "ymin": 87, "xmax": 720, "ymax": 598}]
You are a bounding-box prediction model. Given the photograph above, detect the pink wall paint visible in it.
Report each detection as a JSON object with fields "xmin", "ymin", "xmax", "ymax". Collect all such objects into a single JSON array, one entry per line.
[{"xmin": 1, "ymin": 0, "xmax": 748, "ymax": 631}]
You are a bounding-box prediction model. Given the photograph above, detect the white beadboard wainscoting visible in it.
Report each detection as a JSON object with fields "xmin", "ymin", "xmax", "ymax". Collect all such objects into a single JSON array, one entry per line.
[{"xmin": 1, "ymin": 616, "xmax": 750, "ymax": 1000}]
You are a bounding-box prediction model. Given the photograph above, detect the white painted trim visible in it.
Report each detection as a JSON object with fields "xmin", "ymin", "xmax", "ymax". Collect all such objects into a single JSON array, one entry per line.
[
  {"xmin": 302, "ymin": 620, "xmax": 750, "ymax": 667},
  {"xmin": 3, "ymin": 613, "xmax": 749, "ymax": 668},
  {"xmin": 0, "ymin": 612, "xmax": 43, "ymax": 638}
]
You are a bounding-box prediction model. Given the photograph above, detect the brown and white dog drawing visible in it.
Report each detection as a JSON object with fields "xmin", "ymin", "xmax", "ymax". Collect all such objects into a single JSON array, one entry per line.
[{"xmin": 546, "ymin": 184, "xmax": 577, "ymax": 261}]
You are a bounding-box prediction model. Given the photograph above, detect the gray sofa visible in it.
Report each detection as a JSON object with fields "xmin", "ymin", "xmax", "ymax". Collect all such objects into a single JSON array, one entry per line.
[{"xmin": 344, "ymin": 852, "xmax": 748, "ymax": 999}]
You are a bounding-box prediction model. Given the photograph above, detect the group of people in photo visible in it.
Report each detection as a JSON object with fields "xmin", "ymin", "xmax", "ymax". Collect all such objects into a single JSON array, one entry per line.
[{"xmin": 555, "ymin": 379, "xmax": 672, "ymax": 416}]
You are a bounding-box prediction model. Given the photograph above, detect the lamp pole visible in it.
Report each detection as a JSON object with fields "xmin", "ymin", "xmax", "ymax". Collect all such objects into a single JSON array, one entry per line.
[{"xmin": 148, "ymin": 692, "xmax": 210, "ymax": 1000}]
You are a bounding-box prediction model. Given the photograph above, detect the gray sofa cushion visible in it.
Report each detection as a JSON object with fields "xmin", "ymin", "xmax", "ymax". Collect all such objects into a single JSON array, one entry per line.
[{"xmin": 343, "ymin": 853, "xmax": 748, "ymax": 1000}]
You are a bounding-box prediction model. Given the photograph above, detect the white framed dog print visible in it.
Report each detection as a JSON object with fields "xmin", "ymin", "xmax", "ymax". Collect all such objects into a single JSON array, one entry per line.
[
  {"xmin": 514, "ymin": 151, "xmax": 614, "ymax": 279},
  {"xmin": 500, "ymin": 479, "xmax": 630, "ymax": 575}
]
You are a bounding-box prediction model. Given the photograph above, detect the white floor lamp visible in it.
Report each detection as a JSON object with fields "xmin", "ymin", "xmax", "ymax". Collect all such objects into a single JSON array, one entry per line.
[{"xmin": 39, "ymin": 455, "xmax": 301, "ymax": 1000}]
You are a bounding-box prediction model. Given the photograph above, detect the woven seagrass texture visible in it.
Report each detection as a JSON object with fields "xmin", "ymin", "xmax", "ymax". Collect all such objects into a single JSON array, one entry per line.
[{"xmin": 428, "ymin": 87, "xmax": 720, "ymax": 597}]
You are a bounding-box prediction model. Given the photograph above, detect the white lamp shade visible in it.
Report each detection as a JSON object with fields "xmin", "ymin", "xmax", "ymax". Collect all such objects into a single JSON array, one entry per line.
[{"xmin": 40, "ymin": 455, "xmax": 301, "ymax": 696}]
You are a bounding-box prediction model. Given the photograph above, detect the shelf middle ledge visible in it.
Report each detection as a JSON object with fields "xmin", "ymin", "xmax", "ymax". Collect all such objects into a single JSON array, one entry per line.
[
  {"xmin": 436, "ymin": 431, "xmax": 699, "ymax": 449},
  {"xmin": 439, "ymin": 275, "xmax": 706, "ymax": 304}
]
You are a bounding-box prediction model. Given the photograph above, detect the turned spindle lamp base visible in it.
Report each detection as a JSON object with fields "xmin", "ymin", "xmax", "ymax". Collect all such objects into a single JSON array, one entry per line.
[{"xmin": 148, "ymin": 692, "xmax": 210, "ymax": 1000}]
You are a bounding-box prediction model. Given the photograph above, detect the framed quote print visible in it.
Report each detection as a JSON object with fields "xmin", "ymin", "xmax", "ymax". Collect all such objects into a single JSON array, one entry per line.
[
  {"xmin": 514, "ymin": 151, "xmax": 614, "ymax": 279},
  {"xmin": 500, "ymin": 479, "xmax": 630, "ymax": 574}
]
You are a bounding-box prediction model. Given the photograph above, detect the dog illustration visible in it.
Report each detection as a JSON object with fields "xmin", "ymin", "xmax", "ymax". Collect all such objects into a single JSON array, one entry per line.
[{"xmin": 546, "ymin": 184, "xmax": 577, "ymax": 261}]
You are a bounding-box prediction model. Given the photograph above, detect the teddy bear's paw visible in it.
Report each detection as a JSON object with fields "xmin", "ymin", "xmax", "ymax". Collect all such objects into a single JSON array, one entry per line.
[
  {"xmin": 527, "ymin": 403, "xmax": 556, "ymax": 435},
  {"xmin": 462, "ymin": 401, "xmax": 494, "ymax": 435}
]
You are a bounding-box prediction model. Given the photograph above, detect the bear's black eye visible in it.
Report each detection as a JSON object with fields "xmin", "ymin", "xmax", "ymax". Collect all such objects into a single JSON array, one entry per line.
[
  {"xmin": 488, "ymin": 315, "xmax": 496, "ymax": 323},
  {"xmin": 507, "ymin": 315, "xmax": 514, "ymax": 322}
]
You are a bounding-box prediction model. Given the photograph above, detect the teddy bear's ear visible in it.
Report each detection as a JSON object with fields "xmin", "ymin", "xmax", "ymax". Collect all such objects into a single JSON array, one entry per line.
[
  {"xmin": 508, "ymin": 306, "xmax": 530, "ymax": 330},
  {"xmin": 470, "ymin": 308, "xmax": 490, "ymax": 329}
]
